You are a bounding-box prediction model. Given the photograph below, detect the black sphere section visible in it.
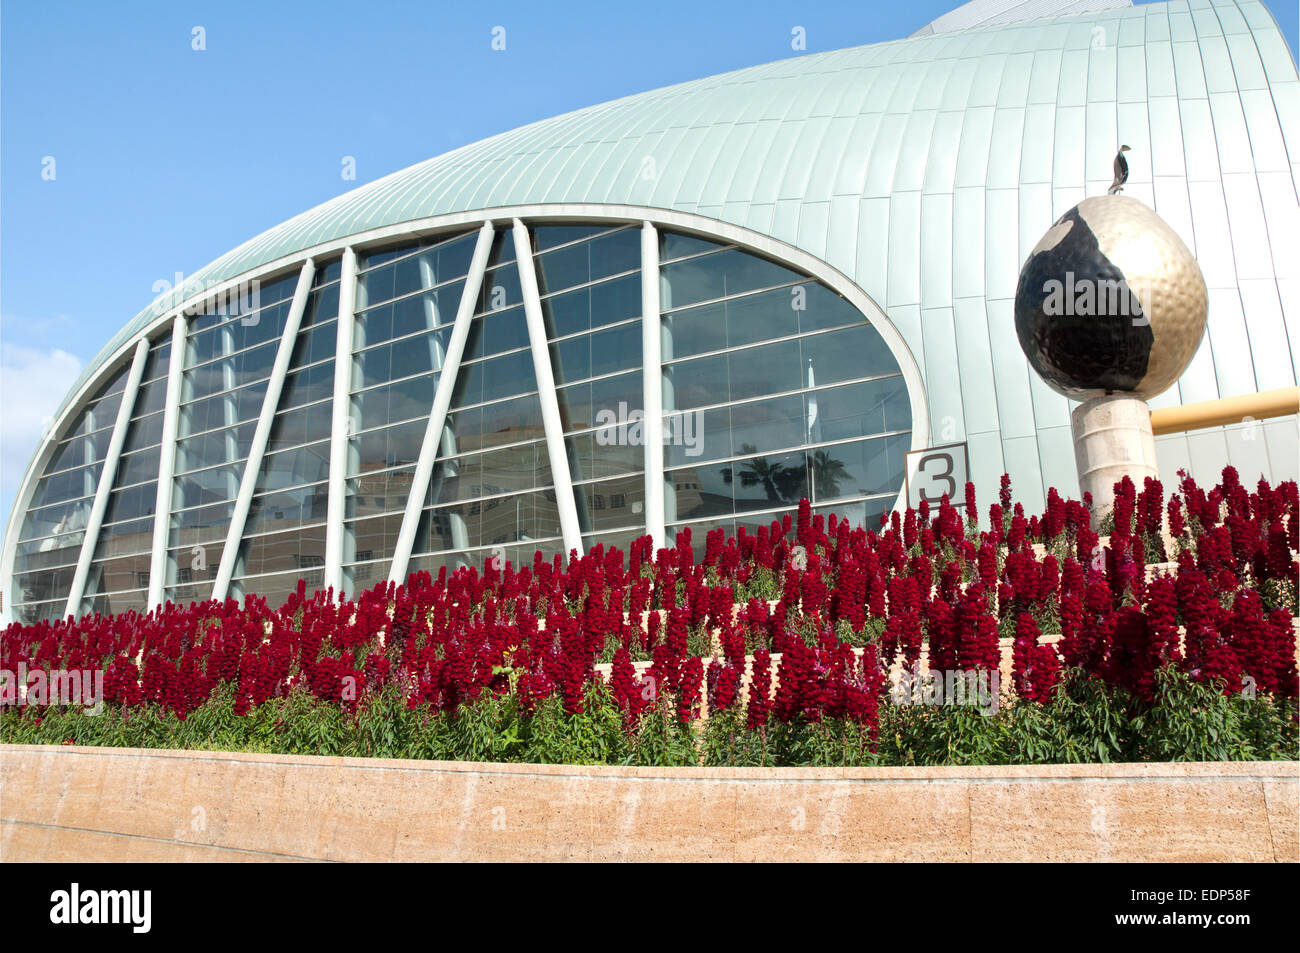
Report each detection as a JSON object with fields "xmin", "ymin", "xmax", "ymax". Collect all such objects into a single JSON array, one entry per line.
[{"xmin": 1014, "ymin": 205, "xmax": 1155, "ymax": 400}]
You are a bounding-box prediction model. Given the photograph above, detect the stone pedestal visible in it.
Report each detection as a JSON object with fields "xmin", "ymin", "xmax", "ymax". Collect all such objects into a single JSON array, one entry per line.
[{"xmin": 1071, "ymin": 394, "xmax": 1159, "ymax": 523}]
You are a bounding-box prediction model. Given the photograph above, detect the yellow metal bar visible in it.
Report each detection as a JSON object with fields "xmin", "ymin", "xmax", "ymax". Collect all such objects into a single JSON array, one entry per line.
[{"xmin": 1150, "ymin": 386, "xmax": 1299, "ymax": 436}]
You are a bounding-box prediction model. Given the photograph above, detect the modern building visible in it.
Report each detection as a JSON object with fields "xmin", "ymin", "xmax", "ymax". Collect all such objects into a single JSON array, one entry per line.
[{"xmin": 3, "ymin": 0, "xmax": 1297, "ymax": 623}]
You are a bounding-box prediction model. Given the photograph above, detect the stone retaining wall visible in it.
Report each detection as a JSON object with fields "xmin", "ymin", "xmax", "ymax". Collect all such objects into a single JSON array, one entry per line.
[{"xmin": 2, "ymin": 745, "xmax": 1294, "ymax": 862}]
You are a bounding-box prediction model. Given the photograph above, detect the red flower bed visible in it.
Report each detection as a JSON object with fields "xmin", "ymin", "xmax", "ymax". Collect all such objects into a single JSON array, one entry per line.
[{"xmin": 3, "ymin": 468, "xmax": 1296, "ymax": 748}]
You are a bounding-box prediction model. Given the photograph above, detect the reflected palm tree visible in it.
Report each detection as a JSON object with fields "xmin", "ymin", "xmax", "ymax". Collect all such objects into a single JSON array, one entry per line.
[
  {"xmin": 809, "ymin": 450, "xmax": 851, "ymax": 500},
  {"xmin": 721, "ymin": 444, "xmax": 790, "ymax": 504},
  {"xmin": 722, "ymin": 444, "xmax": 851, "ymax": 505}
]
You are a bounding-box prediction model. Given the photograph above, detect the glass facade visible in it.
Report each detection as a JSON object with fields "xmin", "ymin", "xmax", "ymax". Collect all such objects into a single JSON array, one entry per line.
[
  {"xmin": 80, "ymin": 337, "xmax": 174, "ymax": 616},
  {"xmin": 165, "ymin": 271, "xmax": 303, "ymax": 608},
  {"xmin": 5, "ymin": 221, "xmax": 910, "ymax": 620},
  {"xmin": 659, "ymin": 235, "xmax": 911, "ymax": 539},
  {"xmin": 405, "ymin": 224, "xmax": 647, "ymax": 582},
  {"xmin": 13, "ymin": 365, "xmax": 132, "ymax": 619},
  {"xmin": 343, "ymin": 230, "xmax": 479, "ymax": 595},
  {"xmin": 225, "ymin": 263, "xmax": 343, "ymax": 607}
]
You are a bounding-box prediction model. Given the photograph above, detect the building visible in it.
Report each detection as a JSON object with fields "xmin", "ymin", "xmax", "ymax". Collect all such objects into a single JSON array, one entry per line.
[{"xmin": 3, "ymin": 0, "xmax": 1297, "ymax": 623}]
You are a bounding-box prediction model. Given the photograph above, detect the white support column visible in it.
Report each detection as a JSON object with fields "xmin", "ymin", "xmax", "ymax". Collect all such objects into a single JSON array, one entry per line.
[
  {"xmin": 387, "ymin": 221, "xmax": 495, "ymax": 585},
  {"xmin": 342, "ymin": 257, "xmax": 366, "ymax": 587},
  {"xmin": 211, "ymin": 259, "xmax": 317, "ymax": 602},
  {"xmin": 512, "ymin": 218, "xmax": 583, "ymax": 559},
  {"xmin": 419, "ymin": 252, "xmax": 469, "ymax": 557},
  {"xmin": 640, "ymin": 221, "xmax": 666, "ymax": 550},
  {"xmin": 218, "ymin": 324, "xmax": 242, "ymax": 505},
  {"xmin": 80, "ymin": 412, "xmax": 99, "ymax": 501},
  {"xmin": 147, "ymin": 315, "xmax": 188, "ymax": 609},
  {"xmin": 64, "ymin": 339, "xmax": 151, "ymax": 619},
  {"xmin": 659, "ymin": 252, "xmax": 678, "ymax": 538},
  {"xmin": 323, "ymin": 248, "xmax": 358, "ymax": 597}
]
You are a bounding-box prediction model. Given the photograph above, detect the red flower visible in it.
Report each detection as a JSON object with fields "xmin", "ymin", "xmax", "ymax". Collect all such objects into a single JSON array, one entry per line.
[
  {"xmin": 677, "ymin": 656, "xmax": 704, "ymax": 723},
  {"xmin": 746, "ymin": 650, "xmax": 773, "ymax": 730}
]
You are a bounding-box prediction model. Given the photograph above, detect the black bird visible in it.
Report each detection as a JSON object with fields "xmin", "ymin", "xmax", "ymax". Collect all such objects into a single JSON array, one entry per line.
[{"xmin": 1108, "ymin": 144, "xmax": 1131, "ymax": 194}]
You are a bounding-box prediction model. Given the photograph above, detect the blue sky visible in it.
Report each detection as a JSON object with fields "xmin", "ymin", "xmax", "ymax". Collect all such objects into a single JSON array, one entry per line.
[{"xmin": 2, "ymin": 0, "xmax": 1297, "ymax": 532}]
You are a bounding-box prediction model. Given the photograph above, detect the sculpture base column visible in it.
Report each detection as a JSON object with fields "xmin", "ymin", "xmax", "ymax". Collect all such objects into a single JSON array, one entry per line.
[{"xmin": 1071, "ymin": 394, "xmax": 1159, "ymax": 526}]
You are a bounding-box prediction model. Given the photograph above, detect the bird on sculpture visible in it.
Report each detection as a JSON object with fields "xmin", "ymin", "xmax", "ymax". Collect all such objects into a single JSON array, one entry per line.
[{"xmin": 1108, "ymin": 144, "xmax": 1131, "ymax": 194}]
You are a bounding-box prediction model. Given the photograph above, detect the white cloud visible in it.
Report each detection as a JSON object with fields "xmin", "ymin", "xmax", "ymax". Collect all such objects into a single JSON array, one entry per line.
[{"xmin": 0, "ymin": 344, "xmax": 84, "ymax": 537}]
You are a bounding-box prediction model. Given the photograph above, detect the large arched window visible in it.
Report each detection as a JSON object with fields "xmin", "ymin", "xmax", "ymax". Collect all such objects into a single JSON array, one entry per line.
[
  {"xmin": 656, "ymin": 231, "xmax": 910, "ymax": 543},
  {"xmin": 6, "ymin": 219, "xmax": 913, "ymax": 621}
]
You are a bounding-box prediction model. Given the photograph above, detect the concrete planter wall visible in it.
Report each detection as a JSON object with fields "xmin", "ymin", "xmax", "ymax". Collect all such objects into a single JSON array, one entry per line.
[{"xmin": 1, "ymin": 745, "xmax": 1295, "ymax": 862}]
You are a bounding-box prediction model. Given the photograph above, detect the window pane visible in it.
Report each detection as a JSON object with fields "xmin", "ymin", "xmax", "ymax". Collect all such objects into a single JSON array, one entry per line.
[
  {"xmin": 662, "ymin": 248, "xmax": 801, "ymax": 308},
  {"xmin": 581, "ymin": 474, "xmax": 645, "ymax": 532},
  {"xmin": 728, "ymin": 338, "xmax": 801, "ymax": 402},
  {"xmin": 725, "ymin": 286, "xmax": 801, "ymax": 348},
  {"xmin": 729, "ymin": 394, "xmax": 806, "ymax": 457},
  {"xmin": 818, "ymin": 433, "xmax": 911, "ymax": 501},
  {"xmin": 801, "ymin": 324, "xmax": 894, "ymax": 385},
  {"xmin": 659, "ymin": 231, "xmax": 724, "ymax": 262}
]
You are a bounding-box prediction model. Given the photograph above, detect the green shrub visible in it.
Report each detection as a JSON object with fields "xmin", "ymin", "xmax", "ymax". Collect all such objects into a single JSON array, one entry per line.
[{"xmin": 4, "ymin": 664, "xmax": 1295, "ymax": 766}]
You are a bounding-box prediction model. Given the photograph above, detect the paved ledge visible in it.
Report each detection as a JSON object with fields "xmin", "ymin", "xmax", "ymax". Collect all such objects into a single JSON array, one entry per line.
[{"xmin": 2, "ymin": 745, "xmax": 1295, "ymax": 862}]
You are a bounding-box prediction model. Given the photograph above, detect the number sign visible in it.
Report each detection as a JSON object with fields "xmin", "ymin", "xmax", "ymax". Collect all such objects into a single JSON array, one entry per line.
[{"xmin": 904, "ymin": 442, "xmax": 970, "ymax": 509}]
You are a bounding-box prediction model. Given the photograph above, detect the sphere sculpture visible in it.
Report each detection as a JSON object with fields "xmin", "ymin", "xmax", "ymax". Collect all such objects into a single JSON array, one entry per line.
[
  {"xmin": 1014, "ymin": 192, "xmax": 1209, "ymax": 522},
  {"xmin": 1014, "ymin": 194, "xmax": 1207, "ymax": 401}
]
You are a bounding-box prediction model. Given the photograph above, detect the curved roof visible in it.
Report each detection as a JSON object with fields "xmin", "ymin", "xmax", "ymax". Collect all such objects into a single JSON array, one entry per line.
[
  {"xmin": 69, "ymin": 0, "xmax": 1299, "ymax": 420},
  {"xmin": 910, "ymin": 0, "xmax": 1132, "ymax": 36}
]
